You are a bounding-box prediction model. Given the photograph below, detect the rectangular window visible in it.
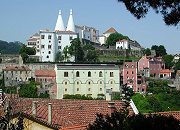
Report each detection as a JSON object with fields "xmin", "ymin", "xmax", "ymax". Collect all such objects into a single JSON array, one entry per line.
[
  {"xmin": 41, "ymin": 35, "xmax": 45, "ymax": 39},
  {"xmin": 58, "ymin": 36, "xmax": 61, "ymax": 40},
  {"xmin": 48, "ymin": 45, "xmax": 51, "ymax": 49},
  {"xmin": 48, "ymin": 35, "xmax": 52, "ymax": 39},
  {"xmin": 110, "ymin": 72, "xmax": 114, "ymax": 77},
  {"xmin": 58, "ymin": 46, "xmax": 61, "ymax": 49},
  {"xmin": 64, "ymin": 72, "xmax": 68, "ymax": 77},
  {"xmin": 41, "ymin": 45, "xmax": 45, "ymax": 49}
]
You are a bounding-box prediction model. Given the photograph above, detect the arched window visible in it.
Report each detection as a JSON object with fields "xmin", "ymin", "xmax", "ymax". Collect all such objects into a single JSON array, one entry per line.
[
  {"xmin": 88, "ymin": 71, "xmax": 91, "ymax": 77},
  {"xmin": 76, "ymin": 71, "xmax": 80, "ymax": 77},
  {"xmin": 99, "ymin": 71, "xmax": 103, "ymax": 77}
]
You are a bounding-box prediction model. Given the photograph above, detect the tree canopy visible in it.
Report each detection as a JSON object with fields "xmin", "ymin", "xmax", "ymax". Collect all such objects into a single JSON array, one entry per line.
[
  {"xmin": 151, "ymin": 45, "xmax": 167, "ymax": 57},
  {"xmin": 106, "ymin": 33, "xmax": 129, "ymax": 46},
  {"xmin": 88, "ymin": 111, "xmax": 180, "ymax": 130},
  {"xmin": 69, "ymin": 38, "xmax": 84, "ymax": 62},
  {"xmin": 19, "ymin": 45, "xmax": 36, "ymax": 63},
  {"xmin": 118, "ymin": 0, "xmax": 180, "ymax": 26},
  {"xmin": 163, "ymin": 54, "xmax": 174, "ymax": 69}
]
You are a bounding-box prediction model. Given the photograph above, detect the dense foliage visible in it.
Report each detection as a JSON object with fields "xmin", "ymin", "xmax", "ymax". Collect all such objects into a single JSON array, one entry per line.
[
  {"xmin": 163, "ymin": 54, "xmax": 174, "ymax": 69},
  {"xmin": 144, "ymin": 48, "xmax": 151, "ymax": 56},
  {"xmin": 0, "ymin": 40, "xmax": 23, "ymax": 54},
  {"xmin": 69, "ymin": 38, "xmax": 84, "ymax": 62},
  {"xmin": 118, "ymin": 0, "xmax": 180, "ymax": 26},
  {"xmin": 88, "ymin": 111, "xmax": 180, "ymax": 130},
  {"xmin": 106, "ymin": 33, "xmax": 129, "ymax": 46},
  {"xmin": 19, "ymin": 44, "xmax": 36, "ymax": 63},
  {"xmin": 151, "ymin": 45, "xmax": 167, "ymax": 57},
  {"xmin": 19, "ymin": 81, "xmax": 38, "ymax": 98},
  {"xmin": 132, "ymin": 79, "xmax": 180, "ymax": 113}
]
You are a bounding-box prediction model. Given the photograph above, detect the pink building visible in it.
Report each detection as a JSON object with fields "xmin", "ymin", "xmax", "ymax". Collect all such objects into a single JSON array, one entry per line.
[
  {"xmin": 123, "ymin": 62, "xmax": 138, "ymax": 92},
  {"xmin": 138, "ymin": 55, "xmax": 165, "ymax": 77},
  {"xmin": 35, "ymin": 70, "xmax": 57, "ymax": 98}
]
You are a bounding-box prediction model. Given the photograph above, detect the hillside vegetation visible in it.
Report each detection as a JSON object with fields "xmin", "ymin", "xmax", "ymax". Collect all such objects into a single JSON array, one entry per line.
[
  {"xmin": 0, "ymin": 40, "xmax": 23, "ymax": 54},
  {"xmin": 132, "ymin": 79, "xmax": 180, "ymax": 113}
]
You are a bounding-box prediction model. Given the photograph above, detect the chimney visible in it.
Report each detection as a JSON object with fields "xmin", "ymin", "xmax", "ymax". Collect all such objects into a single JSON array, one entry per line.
[
  {"xmin": 108, "ymin": 102, "xmax": 116, "ymax": 116},
  {"xmin": 32, "ymin": 101, "xmax": 38, "ymax": 116},
  {"xmin": 48, "ymin": 103, "xmax": 52, "ymax": 124}
]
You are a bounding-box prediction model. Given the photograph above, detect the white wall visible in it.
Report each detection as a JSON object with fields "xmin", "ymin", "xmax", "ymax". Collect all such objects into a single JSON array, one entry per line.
[{"xmin": 55, "ymin": 64, "xmax": 120, "ymax": 100}]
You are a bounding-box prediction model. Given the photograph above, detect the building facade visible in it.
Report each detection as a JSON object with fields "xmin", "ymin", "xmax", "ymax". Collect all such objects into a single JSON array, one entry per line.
[
  {"xmin": 138, "ymin": 55, "xmax": 164, "ymax": 77},
  {"xmin": 55, "ymin": 64, "xmax": 120, "ymax": 100},
  {"xmin": 123, "ymin": 62, "xmax": 138, "ymax": 92},
  {"xmin": 3, "ymin": 66, "xmax": 32, "ymax": 87}
]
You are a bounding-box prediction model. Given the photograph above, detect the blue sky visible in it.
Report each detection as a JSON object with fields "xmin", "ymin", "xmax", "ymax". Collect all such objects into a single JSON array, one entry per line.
[{"xmin": 0, "ymin": 0, "xmax": 179, "ymax": 54}]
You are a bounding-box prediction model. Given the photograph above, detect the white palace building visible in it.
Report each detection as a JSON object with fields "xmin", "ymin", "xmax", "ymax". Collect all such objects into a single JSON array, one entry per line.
[{"xmin": 27, "ymin": 9, "xmax": 99, "ymax": 62}]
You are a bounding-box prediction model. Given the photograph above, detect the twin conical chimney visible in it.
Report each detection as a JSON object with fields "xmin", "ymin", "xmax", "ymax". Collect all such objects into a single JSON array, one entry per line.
[{"xmin": 55, "ymin": 9, "xmax": 75, "ymax": 32}]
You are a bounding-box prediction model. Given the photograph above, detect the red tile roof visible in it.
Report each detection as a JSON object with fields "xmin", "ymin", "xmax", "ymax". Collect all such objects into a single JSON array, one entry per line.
[
  {"xmin": 104, "ymin": 27, "xmax": 117, "ymax": 34},
  {"xmin": 35, "ymin": 70, "xmax": 56, "ymax": 77},
  {"xmin": 8, "ymin": 97, "xmax": 130, "ymax": 129},
  {"xmin": 3, "ymin": 66, "xmax": 31, "ymax": 71},
  {"xmin": 160, "ymin": 69, "xmax": 173, "ymax": 74}
]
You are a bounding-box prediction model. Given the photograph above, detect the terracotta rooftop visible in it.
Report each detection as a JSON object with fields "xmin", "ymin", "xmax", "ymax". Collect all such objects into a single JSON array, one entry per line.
[
  {"xmin": 8, "ymin": 97, "xmax": 129, "ymax": 129},
  {"xmin": 160, "ymin": 69, "xmax": 173, "ymax": 74},
  {"xmin": 104, "ymin": 27, "xmax": 117, "ymax": 34},
  {"xmin": 3, "ymin": 66, "xmax": 31, "ymax": 71},
  {"xmin": 35, "ymin": 70, "xmax": 56, "ymax": 77}
]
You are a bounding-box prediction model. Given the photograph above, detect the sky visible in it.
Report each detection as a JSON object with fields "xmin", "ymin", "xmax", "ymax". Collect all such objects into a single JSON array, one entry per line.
[{"xmin": 0, "ymin": 0, "xmax": 179, "ymax": 54}]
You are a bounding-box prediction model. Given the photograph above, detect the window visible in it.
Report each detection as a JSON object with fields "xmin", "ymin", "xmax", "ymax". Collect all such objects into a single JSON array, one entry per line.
[
  {"xmin": 48, "ymin": 45, "xmax": 51, "ymax": 49},
  {"xmin": 48, "ymin": 35, "xmax": 51, "ymax": 39},
  {"xmin": 77, "ymin": 81, "xmax": 79, "ymax": 85},
  {"xmin": 65, "ymin": 82, "xmax": 67, "ymax": 85},
  {"xmin": 76, "ymin": 71, "xmax": 80, "ymax": 77},
  {"xmin": 127, "ymin": 71, "xmax": 128, "ymax": 74},
  {"xmin": 47, "ymin": 55, "xmax": 49, "ymax": 58},
  {"xmin": 49, "ymin": 40, "xmax": 51, "ymax": 43},
  {"xmin": 37, "ymin": 45, "xmax": 39, "ymax": 48},
  {"xmin": 64, "ymin": 72, "xmax": 68, "ymax": 77},
  {"xmin": 100, "ymin": 81, "xmax": 102, "ymax": 84},
  {"xmin": 65, "ymin": 88, "xmax": 67, "ymax": 91},
  {"xmin": 58, "ymin": 46, "xmax": 61, "ymax": 49},
  {"xmin": 100, "ymin": 88, "xmax": 102, "ymax": 91},
  {"xmin": 48, "ymin": 51, "xmax": 51, "ymax": 54},
  {"xmin": 110, "ymin": 72, "xmax": 114, "ymax": 77},
  {"xmin": 111, "ymin": 81, "xmax": 113, "ymax": 84},
  {"xmin": 58, "ymin": 41, "xmax": 61, "ymax": 43},
  {"xmin": 132, "ymin": 71, "xmax": 134, "ymax": 74},
  {"xmin": 58, "ymin": 36, "xmax": 61, "ymax": 40},
  {"xmin": 69, "ymin": 36, "xmax": 73, "ymax": 40},
  {"xmin": 88, "ymin": 71, "xmax": 91, "ymax": 77},
  {"xmin": 88, "ymin": 81, "xmax": 91, "ymax": 85},
  {"xmin": 99, "ymin": 71, "xmax": 102, "ymax": 77},
  {"xmin": 77, "ymin": 88, "xmax": 79, "ymax": 91},
  {"xmin": 88, "ymin": 88, "xmax": 91, "ymax": 91},
  {"xmin": 41, "ymin": 35, "xmax": 45, "ymax": 39},
  {"xmin": 132, "ymin": 65, "xmax": 134, "ymax": 68},
  {"xmin": 41, "ymin": 45, "xmax": 45, "ymax": 48}
]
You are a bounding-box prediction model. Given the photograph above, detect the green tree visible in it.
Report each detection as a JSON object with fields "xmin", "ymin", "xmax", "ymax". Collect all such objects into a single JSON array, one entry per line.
[
  {"xmin": 55, "ymin": 51, "xmax": 64, "ymax": 62},
  {"xmin": 163, "ymin": 54, "xmax": 174, "ymax": 69},
  {"xmin": 144, "ymin": 48, "xmax": 151, "ymax": 56},
  {"xmin": 88, "ymin": 111, "xmax": 180, "ymax": 130},
  {"xmin": 118, "ymin": 0, "xmax": 180, "ymax": 26},
  {"xmin": 19, "ymin": 81, "xmax": 38, "ymax": 98},
  {"xmin": 83, "ymin": 44, "xmax": 99, "ymax": 62},
  {"xmin": 174, "ymin": 59, "xmax": 180, "ymax": 71},
  {"xmin": 69, "ymin": 38, "xmax": 84, "ymax": 62},
  {"xmin": 19, "ymin": 45, "xmax": 36, "ymax": 63},
  {"xmin": 151, "ymin": 45, "xmax": 166, "ymax": 57},
  {"xmin": 106, "ymin": 33, "xmax": 129, "ymax": 46}
]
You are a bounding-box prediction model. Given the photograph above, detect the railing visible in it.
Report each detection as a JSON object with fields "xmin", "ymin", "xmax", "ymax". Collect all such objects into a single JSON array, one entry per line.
[{"xmin": 130, "ymin": 99, "xmax": 139, "ymax": 115}]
